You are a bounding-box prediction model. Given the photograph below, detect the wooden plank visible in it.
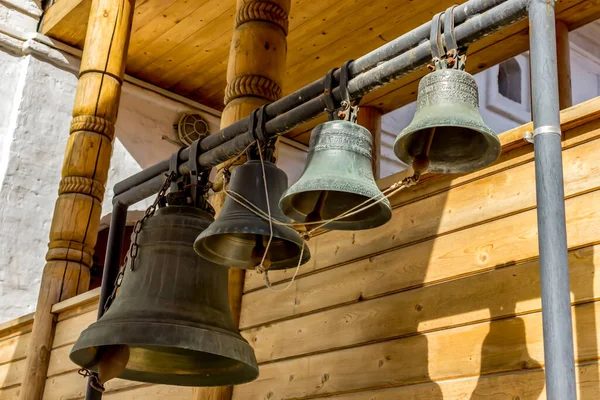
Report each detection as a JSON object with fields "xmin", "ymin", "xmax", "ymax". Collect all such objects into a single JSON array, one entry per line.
[
  {"xmin": 0, "ymin": 386, "xmax": 21, "ymax": 400},
  {"xmin": 165, "ymin": 30, "xmax": 232, "ymax": 95},
  {"xmin": 130, "ymin": 0, "xmax": 180, "ymax": 34},
  {"xmin": 140, "ymin": 10, "xmax": 235, "ymax": 90},
  {"xmin": 40, "ymin": 0, "xmax": 92, "ymax": 47},
  {"xmin": 51, "ymin": 286, "xmax": 99, "ymax": 315},
  {"xmin": 232, "ymin": 301, "xmax": 600, "ymax": 399},
  {"xmin": 46, "ymin": 345, "xmax": 77, "ymax": 378},
  {"xmin": 126, "ymin": 0, "xmax": 211, "ymax": 60},
  {"xmin": 43, "ymin": 372, "xmax": 140, "ymax": 400},
  {"xmin": 244, "ymin": 121, "xmax": 600, "ymax": 293},
  {"xmin": 103, "ymin": 384, "xmax": 192, "ymax": 399},
  {"xmin": 127, "ymin": 0, "xmax": 230, "ymax": 76},
  {"xmin": 0, "ymin": 359, "xmax": 25, "ymax": 389},
  {"xmin": 0, "ymin": 333, "xmax": 30, "ymax": 365},
  {"xmin": 0, "ymin": 313, "xmax": 33, "ymax": 342},
  {"xmin": 283, "ymin": 0, "xmax": 466, "ymax": 97},
  {"xmin": 242, "ymin": 244, "xmax": 600, "ymax": 363},
  {"xmin": 286, "ymin": 0, "xmax": 403, "ymax": 68},
  {"xmin": 52, "ymin": 309, "xmax": 96, "ymax": 350},
  {"xmin": 314, "ymin": 362, "xmax": 600, "ymax": 400},
  {"xmin": 240, "ymin": 126, "xmax": 600, "ymax": 327}
]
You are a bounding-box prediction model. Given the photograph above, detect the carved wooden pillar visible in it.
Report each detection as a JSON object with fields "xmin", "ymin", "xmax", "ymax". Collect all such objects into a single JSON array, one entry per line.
[
  {"xmin": 20, "ymin": 1, "xmax": 135, "ymax": 398},
  {"xmin": 193, "ymin": 0, "xmax": 290, "ymax": 399}
]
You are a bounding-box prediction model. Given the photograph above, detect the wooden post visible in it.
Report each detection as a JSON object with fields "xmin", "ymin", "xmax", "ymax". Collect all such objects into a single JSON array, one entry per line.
[
  {"xmin": 20, "ymin": 1, "xmax": 135, "ymax": 398},
  {"xmin": 357, "ymin": 107, "xmax": 383, "ymax": 180},
  {"xmin": 193, "ymin": 0, "xmax": 290, "ymax": 399},
  {"xmin": 556, "ymin": 19, "xmax": 573, "ymax": 110}
]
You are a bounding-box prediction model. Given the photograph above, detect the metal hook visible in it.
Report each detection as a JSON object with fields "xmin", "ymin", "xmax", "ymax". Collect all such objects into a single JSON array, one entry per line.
[
  {"xmin": 323, "ymin": 68, "xmax": 337, "ymax": 121},
  {"xmin": 444, "ymin": 5, "xmax": 458, "ymax": 59},
  {"xmin": 430, "ymin": 12, "xmax": 444, "ymax": 70}
]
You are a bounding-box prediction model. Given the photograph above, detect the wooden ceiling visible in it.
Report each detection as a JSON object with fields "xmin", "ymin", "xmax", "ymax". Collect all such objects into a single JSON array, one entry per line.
[{"xmin": 43, "ymin": 0, "xmax": 600, "ymax": 144}]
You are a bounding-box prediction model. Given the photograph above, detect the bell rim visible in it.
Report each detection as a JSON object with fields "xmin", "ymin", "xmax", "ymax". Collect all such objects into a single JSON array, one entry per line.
[
  {"xmin": 69, "ymin": 319, "xmax": 259, "ymax": 386},
  {"xmin": 194, "ymin": 224, "xmax": 311, "ymax": 270},
  {"xmin": 279, "ymin": 179, "xmax": 392, "ymax": 231}
]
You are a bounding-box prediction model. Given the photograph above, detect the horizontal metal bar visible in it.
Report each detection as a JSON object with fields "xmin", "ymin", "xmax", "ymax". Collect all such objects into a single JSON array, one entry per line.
[
  {"xmin": 196, "ymin": 0, "xmax": 528, "ymax": 169},
  {"xmin": 113, "ymin": 174, "xmax": 166, "ymax": 207},
  {"xmin": 197, "ymin": 0, "xmax": 513, "ymax": 154},
  {"xmin": 113, "ymin": 0, "xmax": 528, "ymax": 201}
]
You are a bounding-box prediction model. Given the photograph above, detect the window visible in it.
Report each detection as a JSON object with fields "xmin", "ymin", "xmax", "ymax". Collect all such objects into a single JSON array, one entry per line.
[
  {"xmin": 483, "ymin": 55, "xmax": 531, "ymax": 125},
  {"xmin": 498, "ymin": 59, "xmax": 522, "ymax": 104}
]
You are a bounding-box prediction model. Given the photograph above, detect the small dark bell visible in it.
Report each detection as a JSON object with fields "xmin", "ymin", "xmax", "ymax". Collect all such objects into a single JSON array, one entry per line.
[
  {"xmin": 194, "ymin": 160, "xmax": 310, "ymax": 270},
  {"xmin": 69, "ymin": 205, "xmax": 258, "ymax": 387},
  {"xmin": 394, "ymin": 68, "xmax": 501, "ymax": 174},
  {"xmin": 279, "ymin": 120, "xmax": 392, "ymax": 231}
]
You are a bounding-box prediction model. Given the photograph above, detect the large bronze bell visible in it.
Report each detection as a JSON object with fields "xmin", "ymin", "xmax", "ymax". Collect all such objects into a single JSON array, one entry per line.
[
  {"xmin": 393, "ymin": 68, "xmax": 501, "ymax": 174},
  {"xmin": 69, "ymin": 205, "xmax": 258, "ymax": 387},
  {"xmin": 194, "ymin": 159, "xmax": 310, "ymax": 270},
  {"xmin": 279, "ymin": 120, "xmax": 392, "ymax": 230}
]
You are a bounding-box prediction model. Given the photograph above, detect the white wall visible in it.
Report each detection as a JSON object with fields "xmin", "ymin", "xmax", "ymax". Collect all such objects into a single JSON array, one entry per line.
[{"xmin": 0, "ymin": 1, "xmax": 225, "ymax": 322}]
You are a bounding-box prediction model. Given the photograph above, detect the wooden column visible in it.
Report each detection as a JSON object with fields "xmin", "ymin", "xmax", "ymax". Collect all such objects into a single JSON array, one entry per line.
[
  {"xmin": 357, "ymin": 107, "xmax": 383, "ymax": 180},
  {"xmin": 193, "ymin": 0, "xmax": 290, "ymax": 399},
  {"xmin": 556, "ymin": 20, "xmax": 573, "ymax": 110},
  {"xmin": 20, "ymin": 1, "xmax": 135, "ymax": 399}
]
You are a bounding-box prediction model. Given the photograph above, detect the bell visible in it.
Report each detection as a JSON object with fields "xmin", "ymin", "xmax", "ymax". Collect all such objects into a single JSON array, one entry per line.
[
  {"xmin": 194, "ymin": 159, "xmax": 310, "ymax": 270},
  {"xmin": 69, "ymin": 205, "xmax": 258, "ymax": 387},
  {"xmin": 279, "ymin": 120, "xmax": 392, "ymax": 231},
  {"xmin": 394, "ymin": 68, "xmax": 501, "ymax": 174}
]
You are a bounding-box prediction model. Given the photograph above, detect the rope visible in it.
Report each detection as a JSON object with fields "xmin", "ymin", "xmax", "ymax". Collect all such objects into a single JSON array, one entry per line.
[
  {"xmin": 256, "ymin": 144, "xmax": 274, "ymax": 271},
  {"xmin": 216, "ymin": 139, "xmax": 420, "ymax": 292}
]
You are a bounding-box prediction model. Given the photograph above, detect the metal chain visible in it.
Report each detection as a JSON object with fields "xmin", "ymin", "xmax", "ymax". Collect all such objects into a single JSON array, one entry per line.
[
  {"xmin": 102, "ymin": 171, "xmax": 176, "ymax": 314},
  {"xmin": 79, "ymin": 171, "xmax": 177, "ymax": 392}
]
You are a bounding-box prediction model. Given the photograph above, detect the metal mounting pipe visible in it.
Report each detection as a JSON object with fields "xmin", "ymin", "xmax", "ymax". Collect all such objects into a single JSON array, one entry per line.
[
  {"xmin": 528, "ymin": 1, "xmax": 576, "ymax": 399},
  {"xmin": 197, "ymin": 0, "xmax": 528, "ymax": 167},
  {"xmin": 85, "ymin": 202, "xmax": 128, "ymax": 400},
  {"xmin": 197, "ymin": 0, "xmax": 519, "ymax": 153},
  {"xmin": 113, "ymin": 0, "xmax": 528, "ymax": 197},
  {"xmin": 113, "ymin": 0, "xmax": 529, "ymax": 203}
]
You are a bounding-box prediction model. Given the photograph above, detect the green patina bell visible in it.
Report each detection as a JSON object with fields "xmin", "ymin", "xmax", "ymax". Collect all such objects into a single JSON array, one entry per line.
[
  {"xmin": 394, "ymin": 68, "xmax": 501, "ymax": 174},
  {"xmin": 69, "ymin": 205, "xmax": 258, "ymax": 387},
  {"xmin": 279, "ymin": 120, "xmax": 391, "ymax": 231}
]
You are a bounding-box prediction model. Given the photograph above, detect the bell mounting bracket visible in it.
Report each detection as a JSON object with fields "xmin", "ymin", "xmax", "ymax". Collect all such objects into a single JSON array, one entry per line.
[
  {"xmin": 247, "ymin": 104, "xmax": 277, "ymax": 163},
  {"xmin": 166, "ymin": 141, "xmax": 214, "ymax": 214},
  {"xmin": 429, "ymin": 6, "xmax": 467, "ymax": 71},
  {"xmin": 323, "ymin": 61, "xmax": 361, "ymax": 123}
]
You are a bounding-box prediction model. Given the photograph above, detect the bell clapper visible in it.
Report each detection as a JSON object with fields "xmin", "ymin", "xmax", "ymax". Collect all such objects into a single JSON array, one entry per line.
[
  {"xmin": 251, "ymin": 235, "xmax": 271, "ymax": 271},
  {"xmin": 96, "ymin": 344, "xmax": 130, "ymax": 389},
  {"xmin": 413, "ymin": 127, "xmax": 436, "ymax": 179},
  {"xmin": 305, "ymin": 190, "xmax": 329, "ymax": 224}
]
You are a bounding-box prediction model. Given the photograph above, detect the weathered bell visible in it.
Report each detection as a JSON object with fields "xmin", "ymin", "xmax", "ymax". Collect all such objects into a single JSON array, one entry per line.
[
  {"xmin": 394, "ymin": 68, "xmax": 501, "ymax": 174},
  {"xmin": 279, "ymin": 120, "xmax": 392, "ymax": 230},
  {"xmin": 69, "ymin": 205, "xmax": 258, "ymax": 387},
  {"xmin": 194, "ymin": 160, "xmax": 310, "ymax": 270}
]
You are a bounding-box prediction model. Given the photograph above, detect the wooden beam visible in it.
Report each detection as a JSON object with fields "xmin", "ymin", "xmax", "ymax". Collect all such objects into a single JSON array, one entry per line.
[
  {"xmin": 193, "ymin": 0, "xmax": 291, "ymax": 398},
  {"xmin": 20, "ymin": 1, "xmax": 136, "ymax": 399},
  {"xmin": 556, "ymin": 19, "xmax": 573, "ymax": 110},
  {"xmin": 357, "ymin": 107, "xmax": 383, "ymax": 180}
]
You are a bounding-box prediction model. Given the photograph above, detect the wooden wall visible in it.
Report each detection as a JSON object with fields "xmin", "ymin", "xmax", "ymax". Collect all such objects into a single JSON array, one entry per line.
[
  {"xmin": 3, "ymin": 97, "xmax": 600, "ymax": 399},
  {"xmin": 0, "ymin": 313, "xmax": 33, "ymax": 399},
  {"xmin": 233, "ymin": 96, "xmax": 600, "ymax": 399}
]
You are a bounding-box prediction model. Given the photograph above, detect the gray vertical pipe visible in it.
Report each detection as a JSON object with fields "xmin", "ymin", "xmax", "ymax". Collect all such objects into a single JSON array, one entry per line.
[
  {"xmin": 85, "ymin": 202, "xmax": 129, "ymax": 400},
  {"xmin": 528, "ymin": 1, "xmax": 576, "ymax": 399}
]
